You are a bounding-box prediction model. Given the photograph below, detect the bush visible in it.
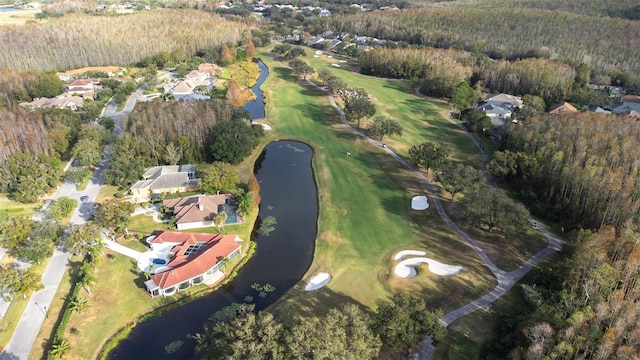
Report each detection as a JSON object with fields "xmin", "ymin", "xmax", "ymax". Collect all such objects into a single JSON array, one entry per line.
[{"xmin": 113, "ymin": 192, "xmax": 124, "ymax": 198}]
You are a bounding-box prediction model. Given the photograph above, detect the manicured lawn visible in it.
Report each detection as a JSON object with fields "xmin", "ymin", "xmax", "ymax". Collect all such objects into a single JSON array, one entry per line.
[
  {"xmin": 0, "ymin": 193, "xmax": 42, "ymax": 218},
  {"xmin": 305, "ymin": 51, "xmax": 483, "ymax": 168},
  {"xmin": 260, "ymin": 53, "xmax": 495, "ymax": 318}
]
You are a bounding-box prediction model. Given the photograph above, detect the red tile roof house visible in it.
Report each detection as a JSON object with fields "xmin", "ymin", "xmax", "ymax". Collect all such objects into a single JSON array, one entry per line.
[
  {"xmin": 143, "ymin": 231, "xmax": 242, "ymax": 297},
  {"xmin": 163, "ymin": 194, "xmax": 239, "ymax": 230}
]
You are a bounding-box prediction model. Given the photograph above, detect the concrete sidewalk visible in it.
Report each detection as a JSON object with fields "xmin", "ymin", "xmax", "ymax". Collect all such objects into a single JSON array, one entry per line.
[{"xmin": 104, "ymin": 239, "xmax": 142, "ymax": 260}]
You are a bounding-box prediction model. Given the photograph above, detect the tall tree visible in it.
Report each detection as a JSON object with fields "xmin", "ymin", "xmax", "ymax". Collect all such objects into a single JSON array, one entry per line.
[
  {"xmin": 366, "ymin": 115, "xmax": 403, "ymax": 140},
  {"xmin": 0, "ymin": 216, "xmax": 34, "ymax": 255},
  {"xmin": 93, "ymin": 200, "xmax": 135, "ymax": 234},
  {"xmin": 436, "ymin": 163, "xmax": 483, "ymax": 199},
  {"xmin": 373, "ymin": 293, "xmax": 446, "ymax": 353},
  {"xmin": 208, "ymin": 119, "xmax": 264, "ymax": 164},
  {"xmin": 339, "ymin": 87, "xmax": 376, "ymax": 127},
  {"xmin": 245, "ymin": 39, "xmax": 256, "ymax": 59},
  {"xmin": 460, "ymin": 188, "xmax": 530, "ymax": 236},
  {"xmin": 195, "ymin": 303, "xmax": 285, "ymax": 359},
  {"xmin": 201, "ymin": 162, "xmax": 239, "ymax": 194},
  {"xmin": 289, "ymin": 58, "xmax": 315, "ymax": 80},
  {"xmin": 409, "ymin": 142, "xmax": 451, "ymax": 172},
  {"xmin": 220, "ymin": 44, "xmax": 234, "ymax": 66}
]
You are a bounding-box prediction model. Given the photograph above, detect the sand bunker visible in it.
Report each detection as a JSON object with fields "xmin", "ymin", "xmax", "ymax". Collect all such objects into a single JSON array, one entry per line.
[
  {"xmin": 394, "ymin": 257, "xmax": 463, "ymax": 278},
  {"xmin": 331, "ymin": 63, "xmax": 341, "ymax": 68},
  {"xmin": 305, "ymin": 272, "xmax": 331, "ymax": 291},
  {"xmin": 253, "ymin": 122, "xmax": 272, "ymax": 130},
  {"xmin": 411, "ymin": 196, "xmax": 429, "ymax": 210},
  {"xmin": 394, "ymin": 250, "xmax": 427, "ymax": 261}
]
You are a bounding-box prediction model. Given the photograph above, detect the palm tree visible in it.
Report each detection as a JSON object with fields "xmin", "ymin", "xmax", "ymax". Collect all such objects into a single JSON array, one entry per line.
[
  {"xmin": 214, "ymin": 211, "xmax": 227, "ymax": 232},
  {"xmin": 48, "ymin": 337, "xmax": 70, "ymax": 359},
  {"xmin": 69, "ymin": 297, "xmax": 88, "ymax": 315},
  {"xmin": 78, "ymin": 261, "xmax": 96, "ymax": 296}
]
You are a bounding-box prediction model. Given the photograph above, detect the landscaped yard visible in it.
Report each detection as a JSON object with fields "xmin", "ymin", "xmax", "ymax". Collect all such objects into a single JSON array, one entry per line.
[{"xmin": 0, "ymin": 193, "xmax": 42, "ymax": 218}]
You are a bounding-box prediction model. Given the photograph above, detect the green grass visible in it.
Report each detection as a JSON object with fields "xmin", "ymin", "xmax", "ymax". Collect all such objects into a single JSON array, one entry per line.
[
  {"xmin": 127, "ymin": 213, "xmax": 170, "ymax": 234},
  {"xmin": 260, "ymin": 52, "xmax": 495, "ymax": 318},
  {"xmin": 0, "ymin": 193, "xmax": 42, "ymax": 217},
  {"xmin": 305, "ymin": 51, "xmax": 483, "ymax": 168}
]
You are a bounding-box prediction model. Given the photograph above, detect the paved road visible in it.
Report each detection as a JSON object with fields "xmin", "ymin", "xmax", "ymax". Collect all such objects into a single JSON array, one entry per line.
[
  {"xmin": 0, "ymin": 88, "xmax": 142, "ymax": 360},
  {"xmin": 308, "ymin": 79, "xmax": 564, "ymax": 359}
]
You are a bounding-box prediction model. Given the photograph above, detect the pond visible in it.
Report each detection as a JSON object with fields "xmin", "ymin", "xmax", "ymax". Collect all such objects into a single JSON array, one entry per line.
[
  {"xmin": 242, "ymin": 59, "xmax": 269, "ymax": 119},
  {"xmin": 0, "ymin": 7, "xmax": 20, "ymax": 12},
  {"xmin": 108, "ymin": 141, "xmax": 318, "ymax": 359}
]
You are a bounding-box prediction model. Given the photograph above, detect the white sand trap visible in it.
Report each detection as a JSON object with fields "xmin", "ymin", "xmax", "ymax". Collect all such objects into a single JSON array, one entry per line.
[
  {"xmin": 253, "ymin": 122, "xmax": 272, "ymax": 130},
  {"xmin": 305, "ymin": 272, "xmax": 331, "ymax": 291},
  {"xmin": 411, "ymin": 196, "xmax": 429, "ymax": 210},
  {"xmin": 328, "ymin": 55, "xmax": 333, "ymax": 58},
  {"xmin": 339, "ymin": 60, "xmax": 347, "ymax": 63},
  {"xmin": 394, "ymin": 258, "xmax": 463, "ymax": 278},
  {"xmin": 331, "ymin": 63, "xmax": 341, "ymax": 68},
  {"xmin": 314, "ymin": 55, "xmax": 320, "ymax": 58},
  {"xmin": 315, "ymin": 50, "xmax": 323, "ymax": 55},
  {"xmin": 394, "ymin": 250, "xmax": 427, "ymax": 261}
]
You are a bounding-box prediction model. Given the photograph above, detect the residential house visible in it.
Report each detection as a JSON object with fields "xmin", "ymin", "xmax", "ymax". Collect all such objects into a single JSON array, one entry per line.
[
  {"xmin": 549, "ymin": 102, "xmax": 579, "ymax": 115},
  {"xmin": 477, "ymin": 102, "xmax": 512, "ymax": 126},
  {"xmin": 56, "ymin": 66, "xmax": 125, "ymax": 81},
  {"xmin": 484, "ymin": 93, "xmax": 524, "ymax": 109},
  {"xmin": 588, "ymin": 106, "xmax": 612, "ymax": 115},
  {"xmin": 620, "ymin": 94, "xmax": 640, "ymax": 104},
  {"xmin": 66, "ymin": 78, "xmax": 101, "ymax": 97},
  {"xmin": 129, "ymin": 165, "xmax": 198, "ymax": 201},
  {"xmin": 20, "ymin": 94, "xmax": 84, "ymax": 111},
  {"xmin": 163, "ymin": 194, "xmax": 239, "ymax": 230},
  {"xmin": 143, "ymin": 231, "xmax": 242, "ymax": 297},
  {"xmin": 612, "ymin": 102, "xmax": 640, "ymax": 115},
  {"xmin": 195, "ymin": 63, "xmax": 222, "ymax": 76},
  {"xmin": 163, "ymin": 77, "xmax": 216, "ymax": 101}
]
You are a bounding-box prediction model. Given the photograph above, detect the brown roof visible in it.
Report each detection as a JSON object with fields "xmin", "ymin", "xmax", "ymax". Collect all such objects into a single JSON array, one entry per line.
[
  {"xmin": 69, "ymin": 78, "xmax": 100, "ymax": 86},
  {"xmin": 163, "ymin": 194, "xmax": 232, "ymax": 225},
  {"xmin": 150, "ymin": 231, "xmax": 240, "ymax": 289},
  {"xmin": 621, "ymin": 95, "xmax": 640, "ymax": 104},
  {"xmin": 197, "ymin": 63, "xmax": 222, "ymax": 75},
  {"xmin": 549, "ymin": 102, "xmax": 578, "ymax": 114}
]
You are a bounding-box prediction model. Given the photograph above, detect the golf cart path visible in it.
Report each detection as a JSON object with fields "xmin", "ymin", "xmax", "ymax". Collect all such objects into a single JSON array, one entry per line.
[{"xmin": 306, "ymin": 78, "xmax": 563, "ymax": 359}]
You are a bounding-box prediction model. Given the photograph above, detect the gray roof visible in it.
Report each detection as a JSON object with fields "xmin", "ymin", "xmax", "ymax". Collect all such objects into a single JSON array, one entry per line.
[{"xmin": 612, "ymin": 102, "xmax": 640, "ymax": 114}]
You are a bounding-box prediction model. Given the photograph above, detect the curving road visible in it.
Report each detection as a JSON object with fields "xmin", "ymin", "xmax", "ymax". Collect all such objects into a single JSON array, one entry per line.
[
  {"xmin": 0, "ymin": 88, "xmax": 144, "ymax": 360},
  {"xmin": 306, "ymin": 79, "xmax": 563, "ymax": 359}
]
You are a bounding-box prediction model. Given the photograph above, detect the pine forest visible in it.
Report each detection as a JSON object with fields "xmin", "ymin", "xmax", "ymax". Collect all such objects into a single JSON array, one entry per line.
[{"xmin": 0, "ymin": 9, "xmax": 248, "ymax": 71}]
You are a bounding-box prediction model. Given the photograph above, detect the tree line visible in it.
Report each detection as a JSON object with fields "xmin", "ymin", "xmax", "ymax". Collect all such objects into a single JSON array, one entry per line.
[
  {"xmin": 194, "ymin": 293, "xmax": 445, "ymax": 359},
  {"xmin": 319, "ymin": 6, "xmax": 640, "ymax": 77},
  {"xmin": 0, "ymin": 9, "xmax": 247, "ymax": 71},
  {"xmin": 105, "ymin": 100, "xmax": 263, "ymax": 189},
  {"xmin": 483, "ymin": 226, "xmax": 640, "ymax": 358},
  {"xmin": 490, "ymin": 112, "xmax": 640, "ymax": 234},
  {"xmin": 359, "ymin": 47, "xmax": 579, "ymax": 104}
]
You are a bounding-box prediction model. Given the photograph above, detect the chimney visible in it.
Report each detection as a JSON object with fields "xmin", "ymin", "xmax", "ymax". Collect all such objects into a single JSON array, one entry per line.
[{"xmin": 198, "ymin": 203, "xmax": 204, "ymax": 211}]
